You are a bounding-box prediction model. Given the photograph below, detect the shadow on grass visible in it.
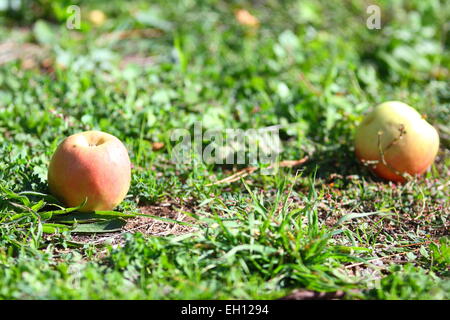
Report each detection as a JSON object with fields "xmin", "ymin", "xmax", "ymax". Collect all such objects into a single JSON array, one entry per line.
[{"xmin": 300, "ymin": 143, "xmax": 371, "ymax": 181}]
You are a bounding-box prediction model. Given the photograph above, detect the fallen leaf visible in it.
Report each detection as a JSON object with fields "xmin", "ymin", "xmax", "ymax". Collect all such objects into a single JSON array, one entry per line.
[
  {"xmin": 235, "ymin": 9, "xmax": 260, "ymax": 27},
  {"xmin": 152, "ymin": 142, "xmax": 165, "ymax": 151}
]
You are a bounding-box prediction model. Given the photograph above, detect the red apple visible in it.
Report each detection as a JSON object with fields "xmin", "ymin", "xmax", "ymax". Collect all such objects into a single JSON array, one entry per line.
[
  {"xmin": 48, "ymin": 131, "xmax": 131, "ymax": 212},
  {"xmin": 355, "ymin": 101, "xmax": 439, "ymax": 182}
]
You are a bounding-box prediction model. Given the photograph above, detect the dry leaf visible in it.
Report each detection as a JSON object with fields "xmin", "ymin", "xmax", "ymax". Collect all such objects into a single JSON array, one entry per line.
[
  {"xmin": 235, "ymin": 9, "xmax": 260, "ymax": 27},
  {"xmin": 152, "ymin": 142, "xmax": 165, "ymax": 151}
]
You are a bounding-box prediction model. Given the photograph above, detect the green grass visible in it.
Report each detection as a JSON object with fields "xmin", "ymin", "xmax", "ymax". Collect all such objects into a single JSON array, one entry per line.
[{"xmin": 0, "ymin": 0, "xmax": 449, "ymax": 299}]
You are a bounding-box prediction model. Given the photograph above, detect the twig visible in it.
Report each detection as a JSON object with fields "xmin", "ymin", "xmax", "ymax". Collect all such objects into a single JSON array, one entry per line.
[
  {"xmin": 206, "ymin": 157, "xmax": 308, "ymax": 186},
  {"xmin": 376, "ymin": 126, "xmax": 411, "ymax": 181}
]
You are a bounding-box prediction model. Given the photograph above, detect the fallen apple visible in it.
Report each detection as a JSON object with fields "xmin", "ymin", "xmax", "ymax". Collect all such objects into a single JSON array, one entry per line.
[
  {"xmin": 48, "ymin": 130, "xmax": 131, "ymax": 212},
  {"xmin": 355, "ymin": 101, "xmax": 439, "ymax": 182}
]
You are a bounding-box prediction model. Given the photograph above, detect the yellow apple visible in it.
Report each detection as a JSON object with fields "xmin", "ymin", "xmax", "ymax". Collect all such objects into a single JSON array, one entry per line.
[
  {"xmin": 48, "ymin": 131, "xmax": 131, "ymax": 212},
  {"xmin": 355, "ymin": 101, "xmax": 439, "ymax": 182}
]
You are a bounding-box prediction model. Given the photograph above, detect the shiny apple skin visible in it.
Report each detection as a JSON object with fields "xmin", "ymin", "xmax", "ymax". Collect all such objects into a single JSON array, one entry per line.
[
  {"xmin": 355, "ymin": 101, "xmax": 439, "ymax": 182},
  {"xmin": 48, "ymin": 131, "xmax": 131, "ymax": 212}
]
